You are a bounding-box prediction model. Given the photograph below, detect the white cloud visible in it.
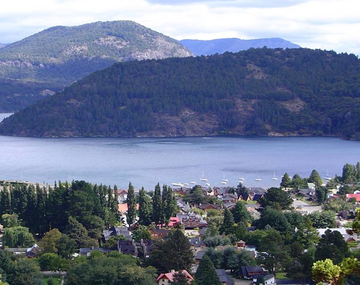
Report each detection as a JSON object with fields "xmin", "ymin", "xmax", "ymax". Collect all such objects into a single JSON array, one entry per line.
[{"xmin": 0, "ymin": 0, "xmax": 360, "ymax": 55}]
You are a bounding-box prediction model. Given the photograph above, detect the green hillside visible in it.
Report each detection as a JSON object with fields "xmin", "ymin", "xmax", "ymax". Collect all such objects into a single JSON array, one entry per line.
[
  {"xmin": 0, "ymin": 20, "xmax": 192, "ymax": 111},
  {"xmin": 1, "ymin": 48, "xmax": 360, "ymax": 139}
]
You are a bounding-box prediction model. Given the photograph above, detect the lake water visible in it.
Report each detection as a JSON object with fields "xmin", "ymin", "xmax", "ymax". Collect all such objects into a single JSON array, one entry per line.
[{"xmin": 0, "ymin": 113, "xmax": 359, "ymax": 190}]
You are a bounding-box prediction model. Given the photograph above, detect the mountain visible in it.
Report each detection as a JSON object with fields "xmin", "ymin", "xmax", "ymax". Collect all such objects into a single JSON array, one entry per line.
[
  {"xmin": 0, "ymin": 43, "xmax": 6, "ymax": 49},
  {"xmin": 180, "ymin": 38, "xmax": 300, "ymax": 56},
  {"xmin": 1, "ymin": 48, "xmax": 360, "ymax": 140},
  {"xmin": 0, "ymin": 20, "xmax": 192, "ymax": 111}
]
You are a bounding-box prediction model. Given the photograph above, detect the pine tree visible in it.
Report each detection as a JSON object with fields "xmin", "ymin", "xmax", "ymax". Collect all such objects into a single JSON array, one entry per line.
[
  {"xmin": 220, "ymin": 208, "xmax": 235, "ymax": 235},
  {"xmin": 162, "ymin": 185, "xmax": 177, "ymax": 225},
  {"xmin": 149, "ymin": 229, "xmax": 194, "ymax": 272},
  {"xmin": 138, "ymin": 187, "xmax": 152, "ymax": 226},
  {"xmin": 309, "ymin": 169, "xmax": 323, "ymax": 187},
  {"xmin": 195, "ymin": 255, "xmax": 221, "ymax": 285},
  {"xmin": 126, "ymin": 182, "xmax": 136, "ymax": 226},
  {"xmin": 152, "ymin": 183, "xmax": 162, "ymax": 225},
  {"xmin": 0, "ymin": 186, "xmax": 11, "ymax": 217},
  {"xmin": 280, "ymin": 173, "xmax": 291, "ymax": 188}
]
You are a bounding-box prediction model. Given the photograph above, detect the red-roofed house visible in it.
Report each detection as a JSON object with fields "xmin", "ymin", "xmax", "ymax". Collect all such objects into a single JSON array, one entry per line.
[
  {"xmin": 346, "ymin": 194, "xmax": 360, "ymax": 202},
  {"xmin": 157, "ymin": 270, "xmax": 194, "ymax": 285},
  {"xmin": 118, "ymin": 203, "xmax": 139, "ymax": 215}
]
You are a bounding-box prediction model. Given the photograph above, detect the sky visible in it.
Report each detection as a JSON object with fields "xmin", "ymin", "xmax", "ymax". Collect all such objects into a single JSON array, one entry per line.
[{"xmin": 0, "ymin": 0, "xmax": 359, "ymax": 55}]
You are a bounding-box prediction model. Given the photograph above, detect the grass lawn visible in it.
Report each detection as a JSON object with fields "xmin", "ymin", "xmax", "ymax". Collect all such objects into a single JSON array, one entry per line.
[
  {"xmin": 275, "ymin": 272, "xmax": 287, "ymax": 279},
  {"xmin": 42, "ymin": 276, "xmax": 62, "ymax": 285}
]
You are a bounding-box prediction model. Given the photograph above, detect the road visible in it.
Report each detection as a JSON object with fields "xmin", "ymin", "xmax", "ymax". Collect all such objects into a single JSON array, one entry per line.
[{"xmin": 293, "ymin": 199, "xmax": 321, "ymax": 213}]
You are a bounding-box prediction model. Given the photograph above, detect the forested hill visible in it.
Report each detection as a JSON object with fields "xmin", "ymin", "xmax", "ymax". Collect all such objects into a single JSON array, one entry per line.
[
  {"xmin": 180, "ymin": 37, "xmax": 300, "ymax": 56},
  {"xmin": 1, "ymin": 48, "xmax": 360, "ymax": 139},
  {"xmin": 0, "ymin": 20, "xmax": 192, "ymax": 111}
]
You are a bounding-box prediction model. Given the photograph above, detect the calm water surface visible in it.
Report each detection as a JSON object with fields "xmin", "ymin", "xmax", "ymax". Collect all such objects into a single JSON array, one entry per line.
[{"xmin": 1, "ymin": 113, "xmax": 359, "ymax": 190}]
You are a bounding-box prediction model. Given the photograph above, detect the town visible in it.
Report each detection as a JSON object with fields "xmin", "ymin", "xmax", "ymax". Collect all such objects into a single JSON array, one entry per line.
[{"xmin": 0, "ymin": 162, "xmax": 360, "ymax": 285}]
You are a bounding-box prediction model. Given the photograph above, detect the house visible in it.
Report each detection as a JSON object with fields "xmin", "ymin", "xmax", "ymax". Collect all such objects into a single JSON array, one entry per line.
[
  {"xmin": 194, "ymin": 250, "xmax": 206, "ymax": 264},
  {"xmin": 240, "ymin": 266, "xmax": 267, "ymax": 279},
  {"xmin": 149, "ymin": 228, "xmax": 171, "ymax": 240},
  {"xmin": 252, "ymin": 193, "xmax": 265, "ymax": 202},
  {"xmin": 247, "ymin": 187, "xmax": 266, "ymax": 195},
  {"xmin": 346, "ymin": 193, "xmax": 360, "ymax": 202},
  {"xmin": 26, "ymin": 244, "xmax": 41, "ymax": 258},
  {"xmin": 116, "ymin": 189, "xmax": 128, "ymax": 203},
  {"xmin": 239, "ymin": 193, "xmax": 251, "ymax": 202},
  {"xmin": 140, "ymin": 239, "xmax": 155, "ymax": 258},
  {"xmin": 156, "ymin": 270, "xmax": 194, "ymax": 285},
  {"xmin": 189, "ymin": 237, "xmax": 206, "ymax": 248},
  {"xmin": 4, "ymin": 248, "xmax": 27, "ymax": 255},
  {"xmin": 118, "ymin": 203, "xmax": 139, "ymax": 215},
  {"xmin": 223, "ymin": 202, "xmax": 236, "ymax": 210},
  {"xmin": 118, "ymin": 240, "xmax": 138, "ymax": 257},
  {"xmin": 222, "ymin": 194, "xmax": 238, "ymax": 204},
  {"xmin": 177, "ymin": 213, "xmax": 208, "ymax": 229},
  {"xmin": 252, "ymin": 274, "xmax": 275, "ymax": 285},
  {"xmin": 215, "ymin": 269, "xmax": 234, "ymax": 285},
  {"xmin": 197, "ymin": 203, "xmax": 221, "ymax": 211},
  {"xmin": 79, "ymin": 247, "xmax": 112, "ymax": 257},
  {"xmin": 236, "ymin": 240, "xmax": 246, "ymax": 249},
  {"xmin": 317, "ymin": 228, "xmax": 358, "ymax": 242},
  {"xmin": 102, "ymin": 226, "xmax": 132, "ymax": 241}
]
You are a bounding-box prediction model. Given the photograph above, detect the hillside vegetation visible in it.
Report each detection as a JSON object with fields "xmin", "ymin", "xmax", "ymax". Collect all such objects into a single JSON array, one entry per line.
[
  {"xmin": 1, "ymin": 48, "xmax": 360, "ymax": 139},
  {"xmin": 0, "ymin": 20, "xmax": 192, "ymax": 111},
  {"xmin": 180, "ymin": 37, "xmax": 300, "ymax": 56}
]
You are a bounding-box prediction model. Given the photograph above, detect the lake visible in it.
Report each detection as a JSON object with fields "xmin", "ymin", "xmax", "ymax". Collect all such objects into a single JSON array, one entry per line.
[{"xmin": 1, "ymin": 113, "xmax": 359, "ymax": 190}]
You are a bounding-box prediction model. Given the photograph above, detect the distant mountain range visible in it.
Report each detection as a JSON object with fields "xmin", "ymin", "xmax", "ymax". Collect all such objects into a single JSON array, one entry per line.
[
  {"xmin": 0, "ymin": 20, "xmax": 192, "ymax": 112},
  {"xmin": 0, "ymin": 43, "xmax": 6, "ymax": 49},
  {"xmin": 2, "ymin": 48, "xmax": 360, "ymax": 140},
  {"xmin": 180, "ymin": 38, "xmax": 300, "ymax": 56}
]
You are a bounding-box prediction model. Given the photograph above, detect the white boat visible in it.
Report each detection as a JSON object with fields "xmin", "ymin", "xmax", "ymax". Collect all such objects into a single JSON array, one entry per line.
[
  {"xmin": 222, "ymin": 173, "xmax": 228, "ymax": 182},
  {"xmin": 239, "ymin": 177, "xmax": 244, "ymax": 181},
  {"xmin": 183, "ymin": 183, "xmax": 189, "ymax": 186},
  {"xmin": 206, "ymin": 183, "xmax": 211, "ymax": 187},
  {"xmin": 221, "ymin": 181, "xmax": 227, "ymax": 185},
  {"xmin": 200, "ymin": 172, "xmax": 208, "ymax": 182},
  {"xmin": 255, "ymin": 178, "xmax": 261, "ymax": 181},
  {"xmin": 172, "ymin": 182, "xmax": 182, "ymax": 187},
  {"xmin": 272, "ymin": 172, "xmax": 278, "ymax": 181},
  {"xmin": 190, "ymin": 181, "xmax": 196, "ymax": 185}
]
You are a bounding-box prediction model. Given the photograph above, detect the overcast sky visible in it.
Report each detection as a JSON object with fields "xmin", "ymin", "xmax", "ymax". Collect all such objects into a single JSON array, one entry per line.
[{"xmin": 1, "ymin": 0, "xmax": 359, "ymax": 55}]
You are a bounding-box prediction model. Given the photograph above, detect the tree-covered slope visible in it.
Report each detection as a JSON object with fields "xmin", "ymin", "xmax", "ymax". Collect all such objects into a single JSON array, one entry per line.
[
  {"xmin": 1, "ymin": 48, "xmax": 360, "ymax": 139},
  {"xmin": 180, "ymin": 37, "xmax": 300, "ymax": 56},
  {"xmin": 0, "ymin": 20, "xmax": 192, "ymax": 111}
]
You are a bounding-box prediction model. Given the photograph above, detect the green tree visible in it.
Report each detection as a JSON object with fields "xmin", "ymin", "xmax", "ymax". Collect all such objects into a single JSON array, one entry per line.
[
  {"xmin": 56, "ymin": 234, "xmax": 76, "ymax": 258},
  {"xmin": 38, "ymin": 253, "xmax": 58, "ymax": 271},
  {"xmin": 308, "ymin": 210, "xmax": 336, "ymax": 228},
  {"xmin": 235, "ymin": 183, "xmax": 248, "ymax": 199},
  {"xmin": 312, "ymin": 259, "xmax": 341, "ymax": 285},
  {"xmin": 2, "ymin": 226, "xmax": 35, "ymax": 248},
  {"xmin": 315, "ymin": 229, "xmax": 350, "ymax": 264},
  {"xmin": 254, "ymin": 206, "xmax": 291, "ymax": 234},
  {"xmin": 1, "ymin": 214, "xmax": 20, "ymax": 228},
  {"xmin": 126, "ymin": 182, "xmax": 137, "ymax": 226},
  {"xmin": 152, "ymin": 183, "xmax": 162, "ymax": 225},
  {"xmin": 256, "ymin": 229, "xmax": 290, "ymax": 274},
  {"xmin": 220, "ymin": 208, "xmax": 235, "ymax": 235},
  {"xmin": 8, "ymin": 258, "xmax": 41, "ymax": 285},
  {"xmin": 342, "ymin": 163, "xmax": 356, "ymax": 184},
  {"xmin": 132, "ymin": 226, "xmax": 152, "ymax": 242},
  {"xmin": 309, "ymin": 169, "xmax": 323, "ymax": 187},
  {"xmin": 260, "ymin": 187, "xmax": 293, "ymax": 210},
  {"xmin": 231, "ymin": 201, "xmax": 251, "ymax": 224},
  {"xmin": 172, "ymin": 271, "xmax": 190, "ymax": 285},
  {"xmin": 39, "ymin": 228, "xmax": 62, "ymax": 254},
  {"xmin": 65, "ymin": 216, "xmax": 92, "ymax": 248},
  {"xmin": 222, "ymin": 247, "xmax": 239, "ymax": 272},
  {"xmin": 195, "ymin": 255, "xmax": 221, "ymax": 285},
  {"xmin": 148, "ymin": 229, "xmax": 193, "ymax": 272},
  {"xmin": 162, "ymin": 185, "xmax": 177, "ymax": 225},
  {"xmin": 138, "ymin": 187, "xmax": 152, "ymax": 226},
  {"xmin": 280, "ymin": 173, "xmax": 291, "ymax": 189},
  {"xmin": 316, "ymin": 186, "xmax": 328, "ymax": 204}
]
